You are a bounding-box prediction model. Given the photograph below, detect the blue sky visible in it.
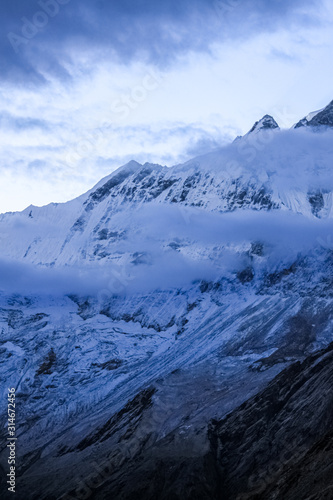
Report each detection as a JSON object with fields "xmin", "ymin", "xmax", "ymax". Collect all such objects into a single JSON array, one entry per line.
[{"xmin": 1, "ymin": 0, "xmax": 333, "ymax": 212}]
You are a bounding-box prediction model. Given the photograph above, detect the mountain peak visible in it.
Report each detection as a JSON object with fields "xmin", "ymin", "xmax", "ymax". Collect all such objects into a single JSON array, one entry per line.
[
  {"xmin": 248, "ymin": 115, "xmax": 280, "ymax": 135},
  {"xmin": 294, "ymin": 100, "xmax": 333, "ymax": 129}
]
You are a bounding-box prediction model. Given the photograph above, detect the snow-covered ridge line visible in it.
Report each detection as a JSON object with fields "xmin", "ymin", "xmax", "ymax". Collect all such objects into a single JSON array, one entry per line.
[
  {"xmin": 0, "ymin": 101, "xmax": 333, "ymax": 272},
  {"xmin": 1, "ymin": 101, "xmax": 333, "ymax": 500},
  {"xmin": 294, "ymin": 99, "xmax": 333, "ymax": 129}
]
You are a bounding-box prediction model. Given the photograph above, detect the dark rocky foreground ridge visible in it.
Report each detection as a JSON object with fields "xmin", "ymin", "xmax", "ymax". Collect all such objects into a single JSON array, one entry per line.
[
  {"xmin": 2, "ymin": 295, "xmax": 333, "ymax": 500},
  {"xmin": 66, "ymin": 342, "xmax": 333, "ymax": 500},
  {"xmin": 1, "ymin": 250, "xmax": 333, "ymax": 500}
]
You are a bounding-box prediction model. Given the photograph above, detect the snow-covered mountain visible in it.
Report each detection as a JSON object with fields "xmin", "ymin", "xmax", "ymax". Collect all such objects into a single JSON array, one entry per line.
[
  {"xmin": 1, "ymin": 118, "xmax": 333, "ymax": 271},
  {"xmin": 294, "ymin": 99, "xmax": 333, "ymax": 129},
  {"xmin": 246, "ymin": 114, "xmax": 279, "ymax": 134},
  {"xmin": 1, "ymin": 101, "xmax": 333, "ymax": 499}
]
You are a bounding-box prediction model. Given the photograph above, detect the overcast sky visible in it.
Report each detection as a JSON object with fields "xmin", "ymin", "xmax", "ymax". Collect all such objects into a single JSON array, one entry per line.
[{"xmin": 1, "ymin": 0, "xmax": 333, "ymax": 213}]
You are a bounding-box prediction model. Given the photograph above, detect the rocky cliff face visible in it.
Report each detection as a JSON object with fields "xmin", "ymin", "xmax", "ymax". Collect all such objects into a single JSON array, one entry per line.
[
  {"xmin": 294, "ymin": 100, "xmax": 333, "ymax": 129},
  {"xmin": 1, "ymin": 102, "xmax": 333, "ymax": 499},
  {"xmin": 1, "ymin": 109, "xmax": 333, "ymax": 266},
  {"xmin": 209, "ymin": 341, "xmax": 333, "ymax": 499},
  {"xmin": 65, "ymin": 342, "xmax": 333, "ymax": 500}
]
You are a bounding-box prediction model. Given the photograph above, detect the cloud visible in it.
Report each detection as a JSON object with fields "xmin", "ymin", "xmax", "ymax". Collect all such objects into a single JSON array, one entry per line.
[
  {"xmin": 1, "ymin": 205, "xmax": 333, "ymax": 296},
  {"xmin": 0, "ymin": 118, "xmax": 231, "ymax": 213},
  {"xmin": 0, "ymin": 258, "xmax": 111, "ymax": 296},
  {"xmin": 0, "ymin": 0, "xmax": 321, "ymax": 84},
  {"xmin": 269, "ymin": 48, "xmax": 299, "ymax": 63},
  {"xmin": 0, "ymin": 111, "xmax": 51, "ymax": 131},
  {"xmin": 184, "ymin": 134, "xmax": 225, "ymax": 157}
]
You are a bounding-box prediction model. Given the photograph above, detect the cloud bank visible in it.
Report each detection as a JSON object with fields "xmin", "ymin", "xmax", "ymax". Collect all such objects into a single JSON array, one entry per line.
[
  {"xmin": 1, "ymin": 0, "xmax": 320, "ymax": 84},
  {"xmin": 1, "ymin": 205, "xmax": 333, "ymax": 297}
]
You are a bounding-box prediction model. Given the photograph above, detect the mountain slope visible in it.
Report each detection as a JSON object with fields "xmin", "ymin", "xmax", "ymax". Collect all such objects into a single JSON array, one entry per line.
[
  {"xmin": 84, "ymin": 341, "xmax": 333, "ymax": 499},
  {"xmin": 1, "ymin": 126, "xmax": 333, "ymax": 271},
  {"xmin": 208, "ymin": 341, "xmax": 333, "ymax": 500},
  {"xmin": 294, "ymin": 100, "xmax": 333, "ymax": 129},
  {"xmin": 1, "ymin": 101, "xmax": 333, "ymax": 499}
]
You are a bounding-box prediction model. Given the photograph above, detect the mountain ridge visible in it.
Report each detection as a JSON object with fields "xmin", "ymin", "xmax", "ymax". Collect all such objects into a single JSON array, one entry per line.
[{"xmin": 1, "ymin": 99, "xmax": 333, "ymax": 499}]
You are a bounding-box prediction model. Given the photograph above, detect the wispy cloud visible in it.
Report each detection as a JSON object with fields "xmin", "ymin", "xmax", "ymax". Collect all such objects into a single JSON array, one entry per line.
[
  {"xmin": 0, "ymin": 119, "xmax": 231, "ymax": 212},
  {"xmin": 0, "ymin": 0, "xmax": 332, "ymax": 213},
  {"xmin": 1, "ymin": 0, "xmax": 321, "ymax": 84},
  {"xmin": 0, "ymin": 111, "xmax": 52, "ymax": 131}
]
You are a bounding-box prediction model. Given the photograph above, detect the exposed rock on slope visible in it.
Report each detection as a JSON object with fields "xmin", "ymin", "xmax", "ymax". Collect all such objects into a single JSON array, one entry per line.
[
  {"xmin": 84, "ymin": 342, "xmax": 333, "ymax": 499},
  {"xmin": 247, "ymin": 114, "xmax": 279, "ymax": 134},
  {"xmin": 294, "ymin": 99, "xmax": 333, "ymax": 129},
  {"xmin": 209, "ymin": 341, "xmax": 333, "ymax": 499},
  {"xmin": 1, "ymin": 102, "xmax": 333, "ymax": 499}
]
